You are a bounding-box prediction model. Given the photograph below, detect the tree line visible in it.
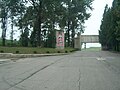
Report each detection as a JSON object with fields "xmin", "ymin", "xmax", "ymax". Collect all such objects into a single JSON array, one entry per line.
[
  {"xmin": 99, "ymin": 0, "xmax": 120, "ymax": 51},
  {"xmin": 0, "ymin": 0, "xmax": 93, "ymax": 48}
]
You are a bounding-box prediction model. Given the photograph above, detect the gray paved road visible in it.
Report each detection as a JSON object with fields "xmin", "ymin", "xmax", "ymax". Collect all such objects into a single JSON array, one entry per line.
[{"xmin": 0, "ymin": 51, "xmax": 120, "ymax": 90}]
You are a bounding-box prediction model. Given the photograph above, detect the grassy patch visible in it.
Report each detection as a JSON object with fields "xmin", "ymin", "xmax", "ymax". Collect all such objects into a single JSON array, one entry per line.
[
  {"xmin": 0, "ymin": 47, "xmax": 77, "ymax": 54},
  {"xmin": 82, "ymin": 47, "xmax": 101, "ymax": 51}
]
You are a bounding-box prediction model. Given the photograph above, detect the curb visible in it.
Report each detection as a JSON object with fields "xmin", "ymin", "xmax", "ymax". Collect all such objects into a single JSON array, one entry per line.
[
  {"xmin": 0, "ymin": 53, "xmax": 69, "ymax": 64},
  {"xmin": 0, "ymin": 53, "xmax": 68, "ymax": 59}
]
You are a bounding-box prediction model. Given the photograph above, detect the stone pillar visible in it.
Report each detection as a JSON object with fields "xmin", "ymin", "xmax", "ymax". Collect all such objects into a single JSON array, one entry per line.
[
  {"xmin": 84, "ymin": 43, "xmax": 86, "ymax": 49},
  {"xmin": 74, "ymin": 32, "xmax": 82, "ymax": 50},
  {"xmin": 74, "ymin": 37, "xmax": 80, "ymax": 49}
]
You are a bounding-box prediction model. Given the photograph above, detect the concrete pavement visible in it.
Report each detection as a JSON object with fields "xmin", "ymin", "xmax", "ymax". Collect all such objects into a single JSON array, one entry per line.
[{"xmin": 0, "ymin": 51, "xmax": 120, "ymax": 90}]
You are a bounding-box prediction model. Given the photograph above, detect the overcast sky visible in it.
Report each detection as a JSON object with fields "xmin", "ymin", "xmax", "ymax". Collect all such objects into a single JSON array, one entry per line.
[{"xmin": 83, "ymin": 0, "xmax": 113, "ymax": 35}]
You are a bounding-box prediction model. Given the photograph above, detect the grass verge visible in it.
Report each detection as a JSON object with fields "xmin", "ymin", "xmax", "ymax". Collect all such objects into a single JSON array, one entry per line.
[
  {"xmin": 82, "ymin": 47, "xmax": 101, "ymax": 51},
  {"xmin": 0, "ymin": 47, "xmax": 77, "ymax": 54}
]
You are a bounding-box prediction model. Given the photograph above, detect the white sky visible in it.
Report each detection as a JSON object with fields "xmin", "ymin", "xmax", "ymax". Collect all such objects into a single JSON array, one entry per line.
[{"xmin": 83, "ymin": 0, "xmax": 113, "ymax": 35}]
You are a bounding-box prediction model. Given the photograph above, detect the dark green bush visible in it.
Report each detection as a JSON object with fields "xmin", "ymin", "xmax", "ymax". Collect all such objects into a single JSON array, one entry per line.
[
  {"xmin": 65, "ymin": 51, "xmax": 68, "ymax": 53},
  {"xmin": 57, "ymin": 51, "xmax": 60, "ymax": 53},
  {"xmin": 46, "ymin": 51, "xmax": 50, "ymax": 53},
  {"xmin": 33, "ymin": 51, "xmax": 37, "ymax": 54},
  {"xmin": 16, "ymin": 51, "xmax": 19, "ymax": 54},
  {"xmin": 0, "ymin": 50, "xmax": 4, "ymax": 53}
]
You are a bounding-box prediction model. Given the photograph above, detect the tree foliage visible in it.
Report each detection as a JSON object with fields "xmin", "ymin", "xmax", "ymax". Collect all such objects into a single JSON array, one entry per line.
[
  {"xmin": 0, "ymin": 0, "xmax": 25, "ymax": 46},
  {"xmin": 0, "ymin": 0, "xmax": 93, "ymax": 47},
  {"xmin": 99, "ymin": 0, "xmax": 120, "ymax": 51}
]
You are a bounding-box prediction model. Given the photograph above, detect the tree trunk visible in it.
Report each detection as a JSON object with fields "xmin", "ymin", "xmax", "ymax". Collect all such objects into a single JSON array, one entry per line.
[
  {"xmin": 11, "ymin": 16, "xmax": 14, "ymax": 46},
  {"xmin": 51, "ymin": 21, "xmax": 55, "ymax": 48},
  {"xmin": 116, "ymin": 41, "xmax": 119, "ymax": 51},
  {"xmin": 37, "ymin": 15, "xmax": 42, "ymax": 47},
  {"xmin": 67, "ymin": 1, "xmax": 71, "ymax": 47},
  {"xmin": 71, "ymin": 27, "xmax": 75, "ymax": 48},
  {"xmin": 2, "ymin": 30, "xmax": 6, "ymax": 46},
  {"xmin": 67, "ymin": 20, "xmax": 70, "ymax": 47},
  {"xmin": 37, "ymin": 1, "xmax": 42, "ymax": 47},
  {"xmin": 2, "ymin": 17, "xmax": 7, "ymax": 46},
  {"xmin": 2, "ymin": 38, "xmax": 5, "ymax": 46}
]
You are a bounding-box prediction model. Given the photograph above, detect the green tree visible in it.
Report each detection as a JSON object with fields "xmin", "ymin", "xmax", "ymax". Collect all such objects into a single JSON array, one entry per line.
[
  {"xmin": 0, "ymin": 0, "xmax": 26, "ymax": 46},
  {"xmin": 20, "ymin": 27, "xmax": 29, "ymax": 47},
  {"xmin": 59, "ymin": 0, "xmax": 93, "ymax": 47},
  {"xmin": 99, "ymin": 0, "xmax": 120, "ymax": 51},
  {"xmin": 99, "ymin": 5, "xmax": 110, "ymax": 50},
  {"xmin": 0, "ymin": 0, "xmax": 8, "ymax": 46},
  {"xmin": 0, "ymin": 0, "xmax": 93, "ymax": 48},
  {"xmin": 112, "ymin": 0, "xmax": 120, "ymax": 51},
  {"xmin": 8, "ymin": 0, "xmax": 25, "ymax": 46}
]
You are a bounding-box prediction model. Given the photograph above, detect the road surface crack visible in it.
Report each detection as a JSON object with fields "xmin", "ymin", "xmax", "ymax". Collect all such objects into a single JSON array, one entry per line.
[
  {"xmin": 78, "ymin": 69, "xmax": 81, "ymax": 90},
  {"xmin": 3, "ymin": 57, "xmax": 63, "ymax": 90},
  {"xmin": 101, "ymin": 60, "xmax": 120, "ymax": 75}
]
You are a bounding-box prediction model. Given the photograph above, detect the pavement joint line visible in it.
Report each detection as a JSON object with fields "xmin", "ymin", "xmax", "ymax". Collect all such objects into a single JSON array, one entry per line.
[{"xmin": 78, "ymin": 69, "xmax": 81, "ymax": 90}]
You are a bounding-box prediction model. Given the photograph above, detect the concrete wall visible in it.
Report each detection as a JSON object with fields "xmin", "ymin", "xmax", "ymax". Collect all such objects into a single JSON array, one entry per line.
[
  {"xmin": 74, "ymin": 37, "xmax": 81, "ymax": 50},
  {"xmin": 81, "ymin": 35, "xmax": 99, "ymax": 43}
]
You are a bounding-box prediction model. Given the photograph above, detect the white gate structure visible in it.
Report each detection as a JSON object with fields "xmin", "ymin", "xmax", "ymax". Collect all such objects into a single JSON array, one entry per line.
[{"xmin": 74, "ymin": 35, "xmax": 99, "ymax": 50}]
